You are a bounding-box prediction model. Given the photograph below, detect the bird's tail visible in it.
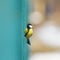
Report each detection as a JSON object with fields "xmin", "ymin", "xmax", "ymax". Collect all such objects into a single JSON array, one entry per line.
[{"xmin": 27, "ymin": 39, "xmax": 31, "ymax": 45}]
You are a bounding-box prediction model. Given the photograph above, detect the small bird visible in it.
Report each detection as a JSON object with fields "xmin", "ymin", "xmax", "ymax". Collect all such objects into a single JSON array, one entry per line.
[{"xmin": 24, "ymin": 24, "xmax": 33, "ymax": 45}]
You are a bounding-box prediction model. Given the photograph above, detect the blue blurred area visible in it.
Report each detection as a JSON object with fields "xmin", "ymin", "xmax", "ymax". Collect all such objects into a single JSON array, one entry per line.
[{"xmin": 0, "ymin": 0, "xmax": 29, "ymax": 60}]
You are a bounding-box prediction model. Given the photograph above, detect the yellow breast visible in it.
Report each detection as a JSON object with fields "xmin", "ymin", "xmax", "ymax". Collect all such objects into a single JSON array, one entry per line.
[{"xmin": 26, "ymin": 29, "xmax": 33, "ymax": 38}]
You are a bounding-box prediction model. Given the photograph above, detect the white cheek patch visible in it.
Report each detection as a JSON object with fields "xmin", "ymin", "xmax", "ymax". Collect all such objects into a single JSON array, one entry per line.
[{"xmin": 29, "ymin": 25, "xmax": 32, "ymax": 28}]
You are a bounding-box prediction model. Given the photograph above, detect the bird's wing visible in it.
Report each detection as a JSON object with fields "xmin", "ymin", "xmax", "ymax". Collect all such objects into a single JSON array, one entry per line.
[{"xmin": 24, "ymin": 28, "xmax": 28, "ymax": 34}]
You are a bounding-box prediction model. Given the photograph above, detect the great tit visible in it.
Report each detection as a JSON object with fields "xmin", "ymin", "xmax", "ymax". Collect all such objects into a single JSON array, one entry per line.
[{"xmin": 24, "ymin": 24, "xmax": 33, "ymax": 45}]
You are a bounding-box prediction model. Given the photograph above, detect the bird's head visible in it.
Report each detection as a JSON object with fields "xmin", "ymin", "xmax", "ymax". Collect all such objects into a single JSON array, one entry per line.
[{"xmin": 27, "ymin": 24, "xmax": 32, "ymax": 29}]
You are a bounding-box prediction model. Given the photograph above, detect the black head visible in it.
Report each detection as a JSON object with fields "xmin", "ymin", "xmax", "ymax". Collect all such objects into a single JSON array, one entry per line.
[{"xmin": 27, "ymin": 24, "xmax": 32, "ymax": 29}]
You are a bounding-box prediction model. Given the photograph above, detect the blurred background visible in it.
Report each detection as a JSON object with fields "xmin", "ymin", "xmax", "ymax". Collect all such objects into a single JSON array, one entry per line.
[{"xmin": 28, "ymin": 0, "xmax": 60, "ymax": 60}]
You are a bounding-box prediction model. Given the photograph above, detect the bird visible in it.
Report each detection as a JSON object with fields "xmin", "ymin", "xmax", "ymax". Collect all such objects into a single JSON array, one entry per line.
[{"xmin": 24, "ymin": 24, "xmax": 33, "ymax": 45}]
